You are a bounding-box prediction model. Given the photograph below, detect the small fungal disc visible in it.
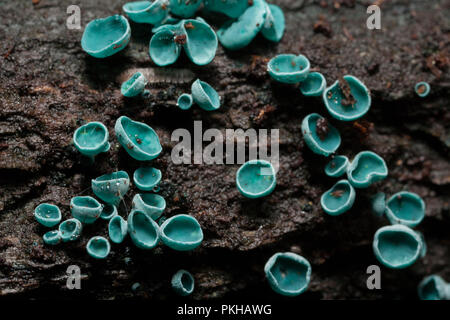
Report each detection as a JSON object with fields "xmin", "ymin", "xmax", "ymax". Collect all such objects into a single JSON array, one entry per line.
[
  {"xmin": 177, "ymin": 93, "xmax": 193, "ymax": 110},
  {"xmin": 184, "ymin": 19, "xmax": 218, "ymax": 65},
  {"xmin": 261, "ymin": 4, "xmax": 285, "ymax": 42},
  {"xmin": 121, "ymin": 72, "xmax": 147, "ymax": 97},
  {"xmin": 301, "ymin": 113, "xmax": 341, "ymax": 157},
  {"xmin": 160, "ymin": 215, "xmax": 203, "ymax": 251},
  {"xmin": 134, "ymin": 167, "xmax": 162, "ymax": 191},
  {"xmin": 320, "ymin": 180, "xmax": 355, "ymax": 216},
  {"xmin": 109, "ymin": 215, "xmax": 127, "ymax": 244},
  {"xmin": 385, "ymin": 192, "xmax": 425, "ymax": 227},
  {"xmin": 415, "ymin": 82, "xmax": 430, "ymax": 98},
  {"xmin": 149, "ymin": 29, "xmax": 181, "ymax": 66},
  {"xmin": 300, "ymin": 72, "xmax": 327, "ymax": 97},
  {"xmin": 267, "ymin": 54, "xmax": 311, "ymax": 84},
  {"xmin": 87, "ymin": 236, "xmax": 110, "ymax": 259},
  {"xmin": 418, "ymin": 276, "xmax": 448, "ymax": 300},
  {"xmin": 347, "ymin": 151, "xmax": 387, "ymax": 188},
  {"xmin": 191, "ymin": 79, "xmax": 221, "ymax": 111},
  {"xmin": 128, "ymin": 210, "xmax": 160, "ymax": 249},
  {"xmin": 236, "ymin": 160, "xmax": 276, "ymax": 198},
  {"xmin": 123, "ymin": 1, "xmax": 168, "ymax": 24}
]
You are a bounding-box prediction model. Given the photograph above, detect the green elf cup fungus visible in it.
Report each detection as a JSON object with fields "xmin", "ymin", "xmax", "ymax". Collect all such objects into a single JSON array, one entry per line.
[
  {"xmin": 347, "ymin": 151, "xmax": 388, "ymax": 188},
  {"xmin": 34, "ymin": 203, "xmax": 62, "ymax": 227},
  {"xmin": 324, "ymin": 155, "xmax": 349, "ymax": 177},
  {"xmin": 121, "ymin": 72, "xmax": 148, "ymax": 97},
  {"xmin": 418, "ymin": 275, "xmax": 450, "ymax": 300},
  {"xmin": 149, "ymin": 28, "xmax": 182, "ymax": 66},
  {"xmin": 108, "ymin": 215, "xmax": 128, "ymax": 244},
  {"xmin": 132, "ymin": 193, "xmax": 166, "ymax": 220},
  {"xmin": 59, "ymin": 218, "xmax": 83, "ymax": 242},
  {"xmin": 115, "ymin": 116, "xmax": 162, "ymax": 161},
  {"xmin": 160, "ymin": 214, "xmax": 203, "ymax": 251},
  {"xmin": 133, "ymin": 167, "xmax": 162, "ymax": 191},
  {"xmin": 385, "ymin": 191, "xmax": 425, "ymax": 228},
  {"xmin": 301, "ymin": 113, "xmax": 341, "ymax": 157},
  {"xmin": 267, "ymin": 54, "xmax": 311, "ymax": 84},
  {"xmin": 236, "ymin": 159, "xmax": 276, "ymax": 199},
  {"xmin": 371, "ymin": 192, "xmax": 386, "ymax": 217},
  {"xmin": 191, "ymin": 79, "xmax": 221, "ymax": 111},
  {"xmin": 373, "ymin": 224, "xmax": 426, "ymax": 269},
  {"xmin": 264, "ymin": 252, "xmax": 312, "ymax": 297},
  {"xmin": 204, "ymin": 0, "xmax": 249, "ymax": 18},
  {"xmin": 320, "ymin": 180, "xmax": 355, "ymax": 216},
  {"xmin": 92, "ymin": 171, "xmax": 130, "ymax": 206},
  {"xmin": 261, "ymin": 3, "xmax": 285, "ymax": 43},
  {"xmin": 86, "ymin": 236, "xmax": 111, "ymax": 259},
  {"xmin": 300, "ymin": 72, "xmax": 327, "ymax": 97},
  {"xmin": 323, "ymin": 75, "xmax": 371, "ymax": 121},
  {"xmin": 415, "ymin": 82, "xmax": 430, "ymax": 98},
  {"xmin": 171, "ymin": 269, "xmax": 195, "ymax": 296},
  {"xmin": 73, "ymin": 122, "xmax": 110, "ymax": 162},
  {"xmin": 177, "ymin": 93, "xmax": 193, "ymax": 110},
  {"xmin": 81, "ymin": 15, "xmax": 131, "ymax": 58},
  {"xmin": 169, "ymin": 0, "xmax": 202, "ymax": 18},
  {"xmin": 122, "ymin": 1, "xmax": 169, "ymax": 24},
  {"xmin": 100, "ymin": 204, "xmax": 118, "ymax": 220},
  {"xmin": 127, "ymin": 210, "xmax": 160, "ymax": 249},
  {"xmin": 43, "ymin": 230, "xmax": 62, "ymax": 246},
  {"xmin": 70, "ymin": 196, "xmax": 103, "ymax": 224}
]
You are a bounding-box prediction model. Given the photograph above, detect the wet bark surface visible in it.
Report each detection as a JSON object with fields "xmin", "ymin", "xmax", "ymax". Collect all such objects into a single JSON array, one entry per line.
[{"xmin": 0, "ymin": 0, "xmax": 449, "ymax": 300}]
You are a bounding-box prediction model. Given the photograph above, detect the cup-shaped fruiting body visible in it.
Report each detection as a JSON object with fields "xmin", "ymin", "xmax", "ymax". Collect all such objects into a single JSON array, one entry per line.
[
  {"xmin": 300, "ymin": 72, "xmax": 327, "ymax": 97},
  {"xmin": 204, "ymin": 0, "xmax": 249, "ymax": 18},
  {"xmin": 217, "ymin": 0, "xmax": 266, "ymax": 50},
  {"xmin": 73, "ymin": 122, "xmax": 110, "ymax": 161},
  {"xmin": 385, "ymin": 191, "xmax": 425, "ymax": 228},
  {"xmin": 127, "ymin": 210, "xmax": 160, "ymax": 249},
  {"xmin": 320, "ymin": 180, "xmax": 355, "ymax": 216},
  {"xmin": 81, "ymin": 15, "xmax": 131, "ymax": 58},
  {"xmin": 236, "ymin": 159, "xmax": 276, "ymax": 199},
  {"xmin": 100, "ymin": 204, "xmax": 118, "ymax": 220},
  {"xmin": 171, "ymin": 269, "xmax": 195, "ymax": 296},
  {"xmin": 418, "ymin": 275, "xmax": 450, "ymax": 300},
  {"xmin": 415, "ymin": 82, "xmax": 430, "ymax": 98},
  {"xmin": 160, "ymin": 214, "xmax": 203, "ymax": 251},
  {"xmin": 324, "ymin": 155, "xmax": 349, "ymax": 177},
  {"xmin": 70, "ymin": 196, "xmax": 103, "ymax": 224},
  {"xmin": 115, "ymin": 116, "xmax": 162, "ymax": 161},
  {"xmin": 43, "ymin": 230, "xmax": 62, "ymax": 245},
  {"xmin": 371, "ymin": 192, "xmax": 386, "ymax": 217},
  {"xmin": 133, "ymin": 167, "xmax": 162, "ymax": 191},
  {"xmin": 86, "ymin": 236, "xmax": 111, "ymax": 259},
  {"xmin": 373, "ymin": 225, "xmax": 426, "ymax": 269},
  {"xmin": 301, "ymin": 113, "xmax": 341, "ymax": 157},
  {"xmin": 132, "ymin": 193, "xmax": 166, "ymax": 220},
  {"xmin": 261, "ymin": 3, "xmax": 285, "ymax": 42},
  {"xmin": 92, "ymin": 171, "xmax": 130, "ymax": 206},
  {"xmin": 109, "ymin": 215, "xmax": 128, "ymax": 244},
  {"xmin": 323, "ymin": 75, "xmax": 371, "ymax": 121},
  {"xmin": 169, "ymin": 0, "xmax": 202, "ymax": 18},
  {"xmin": 34, "ymin": 203, "xmax": 61, "ymax": 227},
  {"xmin": 347, "ymin": 151, "xmax": 388, "ymax": 188},
  {"xmin": 121, "ymin": 72, "xmax": 148, "ymax": 97},
  {"xmin": 59, "ymin": 218, "xmax": 83, "ymax": 242},
  {"xmin": 264, "ymin": 252, "xmax": 312, "ymax": 297},
  {"xmin": 267, "ymin": 54, "xmax": 310, "ymax": 84},
  {"xmin": 149, "ymin": 28, "xmax": 181, "ymax": 66},
  {"xmin": 191, "ymin": 79, "xmax": 221, "ymax": 111},
  {"xmin": 177, "ymin": 93, "xmax": 193, "ymax": 110},
  {"xmin": 123, "ymin": 1, "xmax": 169, "ymax": 24}
]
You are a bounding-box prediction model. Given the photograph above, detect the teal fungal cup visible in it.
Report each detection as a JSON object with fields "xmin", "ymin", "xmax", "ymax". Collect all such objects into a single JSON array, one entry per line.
[
  {"xmin": 347, "ymin": 151, "xmax": 388, "ymax": 188},
  {"xmin": 133, "ymin": 167, "xmax": 162, "ymax": 191},
  {"xmin": 191, "ymin": 79, "xmax": 221, "ymax": 111},
  {"xmin": 132, "ymin": 193, "xmax": 166, "ymax": 220},
  {"xmin": 204, "ymin": 0, "xmax": 249, "ymax": 18},
  {"xmin": 323, "ymin": 75, "xmax": 371, "ymax": 121},
  {"xmin": 171, "ymin": 269, "xmax": 195, "ymax": 296},
  {"xmin": 73, "ymin": 122, "xmax": 110, "ymax": 162},
  {"xmin": 92, "ymin": 171, "xmax": 130, "ymax": 206},
  {"xmin": 100, "ymin": 204, "xmax": 118, "ymax": 220},
  {"xmin": 121, "ymin": 72, "xmax": 148, "ymax": 97},
  {"xmin": 373, "ymin": 225, "xmax": 426, "ymax": 269},
  {"xmin": 81, "ymin": 15, "xmax": 131, "ymax": 58},
  {"xmin": 177, "ymin": 93, "xmax": 193, "ymax": 110},
  {"xmin": 267, "ymin": 54, "xmax": 310, "ymax": 84},
  {"xmin": 418, "ymin": 275, "xmax": 450, "ymax": 300},
  {"xmin": 261, "ymin": 3, "xmax": 285, "ymax": 43},
  {"xmin": 384, "ymin": 191, "xmax": 425, "ymax": 228},
  {"xmin": 160, "ymin": 214, "xmax": 203, "ymax": 251},
  {"xmin": 415, "ymin": 82, "xmax": 430, "ymax": 98},
  {"xmin": 43, "ymin": 230, "xmax": 62, "ymax": 246},
  {"xmin": 371, "ymin": 192, "xmax": 386, "ymax": 217},
  {"xmin": 34, "ymin": 203, "xmax": 61, "ymax": 227},
  {"xmin": 149, "ymin": 28, "xmax": 181, "ymax": 66},
  {"xmin": 70, "ymin": 196, "xmax": 103, "ymax": 224},
  {"xmin": 301, "ymin": 113, "xmax": 341, "ymax": 157},
  {"xmin": 324, "ymin": 155, "xmax": 349, "ymax": 177},
  {"xmin": 236, "ymin": 159, "xmax": 276, "ymax": 199},
  {"xmin": 300, "ymin": 72, "xmax": 327, "ymax": 97},
  {"xmin": 59, "ymin": 218, "xmax": 83, "ymax": 242},
  {"xmin": 320, "ymin": 180, "xmax": 355, "ymax": 216},
  {"xmin": 169, "ymin": 0, "xmax": 202, "ymax": 18},
  {"xmin": 115, "ymin": 116, "xmax": 162, "ymax": 161},
  {"xmin": 123, "ymin": 1, "xmax": 168, "ymax": 24},
  {"xmin": 128, "ymin": 210, "xmax": 160, "ymax": 249},
  {"xmin": 264, "ymin": 252, "xmax": 312, "ymax": 297},
  {"xmin": 108, "ymin": 215, "xmax": 128, "ymax": 244},
  {"xmin": 86, "ymin": 236, "xmax": 111, "ymax": 259}
]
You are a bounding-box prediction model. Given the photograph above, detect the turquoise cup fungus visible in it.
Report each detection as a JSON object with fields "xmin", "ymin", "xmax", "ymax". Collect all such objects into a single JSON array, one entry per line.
[
  {"xmin": 191, "ymin": 79, "xmax": 221, "ymax": 111},
  {"xmin": 108, "ymin": 215, "xmax": 128, "ymax": 244},
  {"xmin": 171, "ymin": 269, "xmax": 195, "ymax": 296},
  {"xmin": 121, "ymin": 72, "xmax": 148, "ymax": 97},
  {"xmin": 100, "ymin": 204, "xmax": 118, "ymax": 220},
  {"xmin": 86, "ymin": 236, "xmax": 111, "ymax": 259},
  {"xmin": 92, "ymin": 171, "xmax": 130, "ymax": 206},
  {"xmin": 43, "ymin": 230, "xmax": 62, "ymax": 246},
  {"xmin": 323, "ymin": 75, "xmax": 371, "ymax": 121},
  {"xmin": 415, "ymin": 82, "xmax": 430, "ymax": 98},
  {"xmin": 204, "ymin": 0, "xmax": 249, "ymax": 18},
  {"xmin": 160, "ymin": 214, "xmax": 203, "ymax": 251},
  {"xmin": 177, "ymin": 93, "xmax": 193, "ymax": 110},
  {"xmin": 34, "ymin": 203, "xmax": 62, "ymax": 227},
  {"xmin": 123, "ymin": 1, "xmax": 169, "ymax": 24},
  {"xmin": 324, "ymin": 155, "xmax": 349, "ymax": 177},
  {"xmin": 320, "ymin": 180, "xmax": 355, "ymax": 216},
  {"xmin": 373, "ymin": 225, "xmax": 426, "ymax": 269},
  {"xmin": 236, "ymin": 159, "xmax": 276, "ymax": 199},
  {"xmin": 261, "ymin": 3, "xmax": 285, "ymax": 43},
  {"xmin": 81, "ymin": 15, "xmax": 131, "ymax": 58},
  {"xmin": 70, "ymin": 196, "xmax": 103, "ymax": 224},
  {"xmin": 133, "ymin": 167, "xmax": 162, "ymax": 191},
  {"xmin": 264, "ymin": 252, "xmax": 312, "ymax": 297},
  {"xmin": 385, "ymin": 191, "xmax": 425, "ymax": 228},
  {"xmin": 149, "ymin": 28, "xmax": 181, "ymax": 66},
  {"xmin": 132, "ymin": 193, "xmax": 166, "ymax": 220},
  {"xmin": 371, "ymin": 192, "xmax": 386, "ymax": 217},
  {"xmin": 418, "ymin": 275, "xmax": 450, "ymax": 300},
  {"xmin": 301, "ymin": 113, "xmax": 341, "ymax": 157},
  {"xmin": 169, "ymin": 0, "xmax": 202, "ymax": 18},
  {"xmin": 115, "ymin": 116, "xmax": 162, "ymax": 161},
  {"xmin": 300, "ymin": 72, "xmax": 327, "ymax": 97},
  {"xmin": 267, "ymin": 54, "xmax": 311, "ymax": 84},
  {"xmin": 347, "ymin": 151, "xmax": 388, "ymax": 188},
  {"xmin": 73, "ymin": 122, "xmax": 110, "ymax": 162},
  {"xmin": 59, "ymin": 218, "xmax": 83, "ymax": 242},
  {"xmin": 128, "ymin": 210, "xmax": 160, "ymax": 249}
]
